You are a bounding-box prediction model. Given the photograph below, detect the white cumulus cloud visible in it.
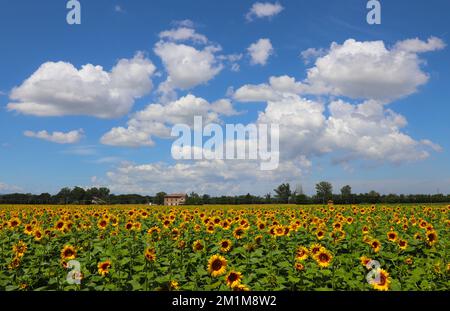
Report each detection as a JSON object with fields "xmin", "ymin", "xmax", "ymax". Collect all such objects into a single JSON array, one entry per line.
[
  {"xmin": 247, "ymin": 38, "xmax": 274, "ymax": 66},
  {"xmin": 24, "ymin": 129, "xmax": 84, "ymax": 144},
  {"xmin": 246, "ymin": 2, "xmax": 284, "ymax": 21},
  {"xmin": 159, "ymin": 27, "xmax": 208, "ymax": 44},
  {"xmin": 7, "ymin": 52, "xmax": 156, "ymax": 118},
  {"xmin": 301, "ymin": 37, "xmax": 445, "ymax": 100},
  {"xmin": 101, "ymin": 94, "xmax": 236, "ymax": 147}
]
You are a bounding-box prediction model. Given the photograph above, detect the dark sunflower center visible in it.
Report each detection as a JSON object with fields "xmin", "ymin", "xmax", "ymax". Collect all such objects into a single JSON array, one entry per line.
[
  {"xmin": 228, "ymin": 273, "xmax": 238, "ymax": 282},
  {"xmin": 319, "ymin": 253, "xmax": 329, "ymax": 262},
  {"xmin": 64, "ymin": 249, "xmax": 74, "ymax": 256},
  {"xmin": 378, "ymin": 273, "xmax": 386, "ymax": 286},
  {"xmin": 212, "ymin": 259, "xmax": 222, "ymax": 271}
]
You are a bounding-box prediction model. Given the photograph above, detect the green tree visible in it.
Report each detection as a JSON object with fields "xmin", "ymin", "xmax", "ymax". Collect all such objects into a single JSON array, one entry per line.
[
  {"xmin": 340, "ymin": 185, "xmax": 352, "ymax": 204},
  {"xmin": 274, "ymin": 183, "xmax": 292, "ymax": 203},
  {"xmin": 315, "ymin": 181, "xmax": 333, "ymax": 204},
  {"xmin": 56, "ymin": 187, "xmax": 71, "ymax": 204},
  {"xmin": 154, "ymin": 192, "xmax": 167, "ymax": 205}
]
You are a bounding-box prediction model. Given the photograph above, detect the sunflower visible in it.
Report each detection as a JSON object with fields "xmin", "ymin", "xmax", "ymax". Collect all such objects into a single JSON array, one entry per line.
[
  {"xmin": 225, "ymin": 271, "xmax": 242, "ymax": 288},
  {"xmin": 192, "ymin": 240, "xmax": 205, "ymax": 252},
  {"xmin": 8, "ymin": 257, "xmax": 21, "ymax": 270},
  {"xmin": 206, "ymin": 225, "xmax": 215, "ymax": 234},
  {"xmin": 97, "ymin": 219, "xmax": 108, "ymax": 230},
  {"xmin": 144, "ymin": 247, "xmax": 156, "ymax": 262},
  {"xmin": 219, "ymin": 239, "xmax": 232, "ymax": 253},
  {"xmin": 33, "ymin": 228, "xmax": 43, "ymax": 241},
  {"xmin": 369, "ymin": 269, "xmax": 391, "ymax": 291},
  {"xmin": 309, "ymin": 243, "xmax": 322, "ymax": 256},
  {"xmin": 316, "ymin": 229, "xmax": 325, "ymax": 240},
  {"xmin": 147, "ymin": 226, "xmax": 160, "ymax": 235},
  {"xmin": 171, "ymin": 228, "xmax": 180, "ymax": 240},
  {"xmin": 398, "ymin": 239, "xmax": 408, "ymax": 250},
  {"xmin": 125, "ymin": 222, "xmax": 133, "ymax": 230},
  {"xmin": 370, "ymin": 239, "xmax": 381, "ymax": 253},
  {"xmin": 333, "ymin": 222, "xmax": 343, "ymax": 231},
  {"xmin": 233, "ymin": 227, "xmax": 245, "ymax": 239},
  {"xmin": 110, "ymin": 216, "xmax": 119, "ymax": 227},
  {"xmin": 257, "ymin": 222, "xmax": 266, "ymax": 231},
  {"xmin": 314, "ymin": 248, "xmax": 333, "ymax": 268},
  {"xmin": 330, "ymin": 228, "xmax": 346, "ymax": 241},
  {"xmin": 193, "ymin": 224, "xmax": 201, "ymax": 232},
  {"xmin": 221, "ymin": 220, "xmax": 231, "ymax": 230},
  {"xmin": 296, "ymin": 246, "xmax": 309, "ymax": 261},
  {"xmin": 7, "ymin": 217, "xmax": 21, "ymax": 229},
  {"xmin": 55, "ymin": 220, "xmax": 66, "ymax": 231},
  {"xmin": 405, "ymin": 258, "xmax": 413, "ymax": 265},
  {"xmin": 254, "ymin": 235, "xmax": 263, "ymax": 245},
  {"xmin": 169, "ymin": 280, "xmax": 179, "ymax": 290},
  {"xmin": 233, "ymin": 284, "xmax": 250, "ymax": 291},
  {"xmin": 23, "ymin": 224, "xmax": 33, "ymax": 235},
  {"xmin": 387, "ymin": 231, "xmax": 398, "ymax": 242},
  {"xmin": 419, "ymin": 221, "xmax": 427, "ymax": 229},
  {"xmin": 133, "ymin": 221, "xmax": 142, "ymax": 231},
  {"xmin": 61, "ymin": 245, "xmax": 77, "ymax": 260},
  {"xmin": 12, "ymin": 240, "xmax": 27, "ymax": 258},
  {"xmin": 362, "ymin": 226, "xmax": 369, "ymax": 235},
  {"xmin": 360, "ymin": 256, "xmax": 371, "ymax": 267},
  {"xmin": 207, "ymin": 254, "xmax": 227, "ymax": 277},
  {"xmin": 97, "ymin": 260, "xmax": 112, "ymax": 276},
  {"xmin": 295, "ymin": 262, "xmax": 305, "ymax": 271},
  {"xmin": 273, "ymin": 225, "xmax": 285, "ymax": 237},
  {"xmin": 425, "ymin": 230, "xmax": 438, "ymax": 246}
]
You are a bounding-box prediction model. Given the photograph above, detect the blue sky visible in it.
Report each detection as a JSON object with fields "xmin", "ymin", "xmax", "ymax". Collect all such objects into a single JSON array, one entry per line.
[{"xmin": 0, "ymin": 0, "xmax": 449, "ymax": 196}]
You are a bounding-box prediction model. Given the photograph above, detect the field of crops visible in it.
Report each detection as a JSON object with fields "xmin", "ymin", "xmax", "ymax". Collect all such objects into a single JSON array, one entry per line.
[{"xmin": 0, "ymin": 204, "xmax": 448, "ymax": 291}]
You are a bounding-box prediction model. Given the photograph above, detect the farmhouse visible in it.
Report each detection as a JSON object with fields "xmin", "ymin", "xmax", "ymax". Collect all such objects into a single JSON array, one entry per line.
[{"xmin": 164, "ymin": 193, "xmax": 187, "ymax": 206}]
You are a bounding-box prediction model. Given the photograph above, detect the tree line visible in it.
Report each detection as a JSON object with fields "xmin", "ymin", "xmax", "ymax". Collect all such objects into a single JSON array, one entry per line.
[{"xmin": 0, "ymin": 182, "xmax": 448, "ymax": 205}]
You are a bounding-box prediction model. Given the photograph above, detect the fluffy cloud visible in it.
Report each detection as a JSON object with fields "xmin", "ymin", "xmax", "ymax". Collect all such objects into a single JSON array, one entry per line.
[
  {"xmin": 321, "ymin": 100, "xmax": 434, "ymax": 163},
  {"xmin": 103, "ymin": 158, "xmax": 309, "ymax": 195},
  {"xmin": 7, "ymin": 53, "xmax": 156, "ymax": 118},
  {"xmin": 159, "ymin": 27, "xmax": 208, "ymax": 44},
  {"xmin": 302, "ymin": 37, "xmax": 445, "ymax": 100},
  {"xmin": 155, "ymin": 42, "xmax": 222, "ymax": 90},
  {"xmin": 235, "ymin": 37, "xmax": 445, "ymax": 101},
  {"xmin": 394, "ymin": 36, "xmax": 446, "ymax": 53},
  {"xmin": 24, "ymin": 129, "xmax": 84, "ymax": 144},
  {"xmin": 239, "ymin": 92, "xmax": 438, "ymax": 165},
  {"xmin": 247, "ymin": 38, "xmax": 273, "ymax": 65},
  {"xmin": 300, "ymin": 47, "xmax": 325, "ymax": 64},
  {"xmin": 246, "ymin": 2, "xmax": 284, "ymax": 21},
  {"xmin": 101, "ymin": 94, "xmax": 236, "ymax": 147},
  {"xmin": 233, "ymin": 75, "xmax": 301, "ymax": 102},
  {"xmin": 0, "ymin": 182, "xmax": 22, "ymax": 193}
]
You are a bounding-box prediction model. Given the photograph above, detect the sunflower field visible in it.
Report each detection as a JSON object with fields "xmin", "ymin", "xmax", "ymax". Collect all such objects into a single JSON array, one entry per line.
[{"xmin": 0, "ymin": 204, "xmax": 448, "ymax": 291}]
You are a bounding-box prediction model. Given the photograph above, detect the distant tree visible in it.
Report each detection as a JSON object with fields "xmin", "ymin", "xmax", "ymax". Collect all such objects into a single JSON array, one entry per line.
[
  {"xmin": 368, "ymin": 190, "xmax": 381, "ymax": 204},
  {"xmin": 340, "ymin": 185, "xmax": 352, "ymax": 204},
  {"xmin": 154, "ymin": 192, "xmax": 167, "ymax": 205},
  {"xmin": 202, "ymin": 194, "xmax": 211, "ymax": 204},
  {"xmin": 265, "ymin": 193, "xmax": 272, "ymax": 204},
  {"xmin": 274, "ymin": 183, "xmax": 292, "ymax": 203},
  {"xmin": 56, "ymin": 187, "xmax": 72, "ymax": 204},
  {"xmin": 186, "ymin": 192, "xmax": 202, "ymax": 205},
  {"xmin": 70, "ymin": 186, "xmax": 86, "ymax": 204},
  {"xmin": 315, "ymin": 181, "xmax": 333, "ymax": 204}
]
